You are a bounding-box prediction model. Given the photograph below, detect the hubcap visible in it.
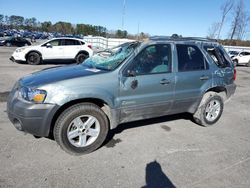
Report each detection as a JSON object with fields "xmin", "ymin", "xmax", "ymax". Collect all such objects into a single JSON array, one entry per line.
[
  {"xmin": 29, "ymin": 55, "xmax": 37, "ymax": 63},
  {"xmin": 205, "ymin": 99, "xmax": 221, "ymax": 122},
  {"xmin": 67, "ymin": 115, "xmax": 100, "ymax": 147}
]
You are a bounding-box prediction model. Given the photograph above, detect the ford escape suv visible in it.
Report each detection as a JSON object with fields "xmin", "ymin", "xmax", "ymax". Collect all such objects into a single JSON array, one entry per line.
[{"xmin": 7, "ymin": 36, "xmax": 236, "ymax": 155}]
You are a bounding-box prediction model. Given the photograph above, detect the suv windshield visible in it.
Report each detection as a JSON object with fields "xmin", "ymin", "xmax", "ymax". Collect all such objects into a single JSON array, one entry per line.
[{"xmin": 82, "ymin": 42, "xmax": 140, "ymax": 71}]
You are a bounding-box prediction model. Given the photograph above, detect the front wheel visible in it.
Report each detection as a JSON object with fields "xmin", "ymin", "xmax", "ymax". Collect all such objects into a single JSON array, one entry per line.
[
  {"xmin": 27, "ymin": 52, "xmax": 41, "ymax": 65},
  {"xmin": 193, "ymin": 92, "xmax": 224, "ymax": 127},
  {"xmin": 54, "ymin": 103, "xmax": 109, "ymax": 155},
  {"xmin": 6, "ymin": 42, "xmax": 11, "ymax": 47}
]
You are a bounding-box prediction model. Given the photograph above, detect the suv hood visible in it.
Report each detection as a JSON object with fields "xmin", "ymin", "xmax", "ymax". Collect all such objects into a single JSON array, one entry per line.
[{"xmin": 20, "ymin": 64, "xmax": 107, "ymax": 87}]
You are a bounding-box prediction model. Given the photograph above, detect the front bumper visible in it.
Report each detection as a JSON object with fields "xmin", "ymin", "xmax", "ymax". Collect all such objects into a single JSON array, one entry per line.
[
  {"xmin": 7, "ymin": 86, "xmax": 59, "ymax": 137},
  {"xmin": 10, "ymin": 51, "xmax": 26, "ymax": 62},
  {"xmin": 9, "ymin": 56, "xmax": 25, "ymax": 63}
]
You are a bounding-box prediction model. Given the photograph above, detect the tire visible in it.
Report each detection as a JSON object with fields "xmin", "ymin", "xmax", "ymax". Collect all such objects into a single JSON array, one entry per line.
[
  {"xmin": 54, "ymin": 103, "xmax": 109, "ymax": 155},
  {"xmin": 247, "ymin": 60, "xmax": 250, "ymax": 67},
  {"xmin": 233, "ymin": 59, "xmax": 238, "ymax": 67},
  {"xmin": 193, "ymin": 92, "xmax": 224, "ymax": 127},
  {"xmin": 6, "ymin": 42, "xmax": 11, "ymax": 47},
  {"xmin": 27, "ymin": 52, "xmax": 41, "ymax": 65},
  {"xmin": 75, "ymin": 53, "xmax": 88, "ymax": 64}
]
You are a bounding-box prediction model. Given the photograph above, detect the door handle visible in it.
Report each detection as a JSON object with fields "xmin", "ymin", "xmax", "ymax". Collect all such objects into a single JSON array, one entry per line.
[
  {"xmin": 160, "ymin": 79, "xmax": 170, "ymax": 85},
  {"xmin": 200, "ymin": 76, "xmax": 209, "ymax": 80}
]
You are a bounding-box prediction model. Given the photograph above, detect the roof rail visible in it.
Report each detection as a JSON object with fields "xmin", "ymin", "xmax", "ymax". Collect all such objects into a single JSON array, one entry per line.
[{"xmin": 149, "ymin": 34, "xmax": 217, "ymax": 42}]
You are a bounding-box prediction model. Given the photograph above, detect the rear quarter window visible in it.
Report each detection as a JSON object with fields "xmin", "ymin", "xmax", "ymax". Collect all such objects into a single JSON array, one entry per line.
[{"xmin": 203, "ymin": 45, "xmax": 231, "ymax": 68}]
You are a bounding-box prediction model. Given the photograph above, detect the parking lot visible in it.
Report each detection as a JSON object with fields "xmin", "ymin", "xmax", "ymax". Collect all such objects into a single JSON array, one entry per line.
[{"xmin": 0, "ymin": 46, "xmax": 250, "ymax": 188}]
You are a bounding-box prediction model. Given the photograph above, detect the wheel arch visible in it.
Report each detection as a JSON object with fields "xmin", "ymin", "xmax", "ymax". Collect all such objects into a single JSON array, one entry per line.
[
  {"xmin": 75, "ymin": 50, "xmax": 89, "ymax": 59},
  {"xmin": 49, "ymin": 98, "xmax": 112, "ymax": 138},
  {"xmin": 25, "ymin": 50, "xmax": 43, "ymax": 60},
  {"xmin": 205, "ymin": 86, "xmax": 227, "ymax": 101}
]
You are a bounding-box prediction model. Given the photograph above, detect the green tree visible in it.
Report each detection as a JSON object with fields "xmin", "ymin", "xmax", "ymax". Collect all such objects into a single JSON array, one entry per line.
[
  {"xmin": 41, "ymin": 21, "xmax": 52, "ymax": 32},
  {"xmin": 53, "ymin": 21, "xmax": 73, "ymax": 34},
  {"xmin": 9, "ymin": 15, "xmax": 24, "ymax": 26}
]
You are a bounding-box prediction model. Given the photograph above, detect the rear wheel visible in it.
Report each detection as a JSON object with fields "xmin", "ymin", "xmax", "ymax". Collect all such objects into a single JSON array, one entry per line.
[
  {"xmin": 247, "ymin": 60, "xmax": 250, "ymax": 67},
  {"xmin": 6, "ymin": 42, "xmax": 11, "ymax": 47},
  {"xmin": 54, "ymin": 103, "xmax": 109, "ymax": 155},
  {"xmin": 27, "ymin": 52, "xmax": 41, "ymax": 65},
  {"xmin": 233, "ymin": 59, "xmax": 238, "ymax": 67},
  {"xmin": 76, "ymin": 53, "xmax": 88, "ymax": 64},
  {"xmin": 193, "ymin": 92, "xmax": 224, "ymax": 127}
]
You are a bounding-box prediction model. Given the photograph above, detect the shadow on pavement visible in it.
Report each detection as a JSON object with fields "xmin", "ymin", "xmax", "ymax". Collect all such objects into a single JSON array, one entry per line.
[
  {"xmin": 103, "ymin": 113, "xmax": 193, "ymax": 147},
  {"xmin": 142, "ymin": 160, "xmax": 176, "ymax": 188}
]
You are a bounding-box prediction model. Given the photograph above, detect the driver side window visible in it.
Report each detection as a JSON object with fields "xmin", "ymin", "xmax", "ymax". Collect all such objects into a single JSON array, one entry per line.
[
  {"xmin": 129, "ymin": 44, "xmax": 171, "ymax": 75},
  {"xmin": 48, "ymin": 39, "xmax": 60, "ymax": 46}
]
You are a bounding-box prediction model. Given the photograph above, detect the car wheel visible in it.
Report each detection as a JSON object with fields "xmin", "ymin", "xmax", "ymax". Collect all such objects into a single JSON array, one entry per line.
[
  {"xmin": 76, "ymin": 53, "xmax": 88, "ymax": 64},
  {"xmin": 193, "ymin": 92, "xmax": 224, "ymax": 127},
  {"xmin": 247, "ymin": 60, "xmax": 250, "ymax": 67},
  {"xmin": 6, "ymin": 42, "xmax": 11, "ymax": 47},
  {"xmin": 54, "ymin": 103, "xmax": 109, "ymax": 155},
  {"xmin": 233, "ymin": 59, "xmax": 238, "ymax": 67},
  {"xmin": 27, "ymin": 52, "xmax": 41, "ymax": 65}
]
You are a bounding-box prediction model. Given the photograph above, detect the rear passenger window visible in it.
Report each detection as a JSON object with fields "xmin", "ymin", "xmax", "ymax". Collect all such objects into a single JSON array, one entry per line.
[
  {"xmin": 177, "ymin": 44, "xmax": 206, "ymax": 71},
  {"xmin": 64, "ymin": 39, "xmax": 80, "ymax": 45}
]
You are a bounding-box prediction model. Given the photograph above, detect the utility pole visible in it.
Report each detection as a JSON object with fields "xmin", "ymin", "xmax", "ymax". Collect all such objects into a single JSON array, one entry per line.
[{"xmin": 122, "ymin": 0, "xmax": 126, "ymax": 30}]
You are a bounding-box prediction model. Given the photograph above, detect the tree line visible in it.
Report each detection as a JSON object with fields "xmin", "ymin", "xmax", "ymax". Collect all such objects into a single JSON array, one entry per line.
[
  {"xmin": 208, "ymin": 0, "xmax": 250, "ymax": 42},
  {"xmin": 0, "ymin": 14, "xmax": 137, "ymax": 38}
]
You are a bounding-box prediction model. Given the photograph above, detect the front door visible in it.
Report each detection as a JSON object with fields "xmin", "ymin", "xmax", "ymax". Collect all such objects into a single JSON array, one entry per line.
[
  {"xmin": 118, "ymin": 44, "xmax": 175, "ymax": 123},
  {"xmin": 41, "ymin": 39, "xmax": 64, "ymax": 60}
]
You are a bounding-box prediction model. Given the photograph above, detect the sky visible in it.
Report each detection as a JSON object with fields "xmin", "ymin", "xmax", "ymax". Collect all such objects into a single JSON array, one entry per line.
[{"xmin": 0, "ymin": 0, "xmax": 250, "ymax": 39}]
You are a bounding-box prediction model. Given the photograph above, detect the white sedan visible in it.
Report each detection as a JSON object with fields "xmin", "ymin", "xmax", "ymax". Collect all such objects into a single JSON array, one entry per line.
[{"xmin": 10, "ymin": 37, "xmax": 93, "ymax": 65}]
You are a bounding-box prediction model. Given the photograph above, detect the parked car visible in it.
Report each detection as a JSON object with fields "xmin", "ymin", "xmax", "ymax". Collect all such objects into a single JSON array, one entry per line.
[
  {"xmin": 10, "ymin": 37, "xmax": 93, "ymax": 65},
  {"xmin": 227, "ymin": 50, "xmax": 239, "ymax": 58},
  {"xmin": 0, "ymin": 37, "xmax": 31, "ymax": 47},
  {"xmin": 231, "ymin": 51, "xmax": 250, "ymax": 66},
  {"xmin": 7, "ymin": 36, "xmax": 236, "ymax": 155}
]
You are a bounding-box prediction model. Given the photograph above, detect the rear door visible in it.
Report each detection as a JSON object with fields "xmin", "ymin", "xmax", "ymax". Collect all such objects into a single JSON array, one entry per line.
[
  {"xmin": 118, "ymin": 43, "xmax": 175, "ymax": 123},
  {"xmin": 173, "ymin": 44, "xmax": 211, "ymax": 113},
  {"xmin": 62, "ymin": 39, "xmax": 81, "ymax": 59}
]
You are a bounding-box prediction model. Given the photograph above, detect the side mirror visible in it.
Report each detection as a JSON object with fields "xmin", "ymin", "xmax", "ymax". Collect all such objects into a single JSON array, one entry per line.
[
  {"xmin": 46, "ymin": 43, "xmax": 52, "ymax": 48},
  {"xmin": 127, "ymin": 70, "xmax": 136, "ymax": 77}
]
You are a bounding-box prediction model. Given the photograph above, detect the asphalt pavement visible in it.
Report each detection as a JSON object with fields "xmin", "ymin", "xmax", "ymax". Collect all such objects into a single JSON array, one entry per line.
[{"xmin": 0, "ymin": 47, "xmax": 250, "ymax": 188}]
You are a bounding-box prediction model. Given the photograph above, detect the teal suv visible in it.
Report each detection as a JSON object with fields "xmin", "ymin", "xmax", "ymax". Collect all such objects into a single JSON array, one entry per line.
[{"xmin": 7, "ymin": 36, "xmax": 236, "ymax": 155}]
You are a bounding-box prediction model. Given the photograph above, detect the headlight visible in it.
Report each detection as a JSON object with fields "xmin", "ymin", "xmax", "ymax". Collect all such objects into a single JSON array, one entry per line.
[
  {"xmin": 20, "ymin": 87, "xmax": 47, "ymax": 103},
  {"xmin": 15, "ymin": 48, "xmax": 25, "ymax": 53}
]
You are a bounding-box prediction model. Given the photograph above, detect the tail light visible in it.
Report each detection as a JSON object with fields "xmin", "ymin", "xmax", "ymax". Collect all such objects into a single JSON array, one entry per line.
[
  {"xmin": 233, "ymin": 68, "xmax": 236, "ymax": 80},
  {"xmin": 87, "ymin": 45, "xmax": 92, "ymax": 49}
]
